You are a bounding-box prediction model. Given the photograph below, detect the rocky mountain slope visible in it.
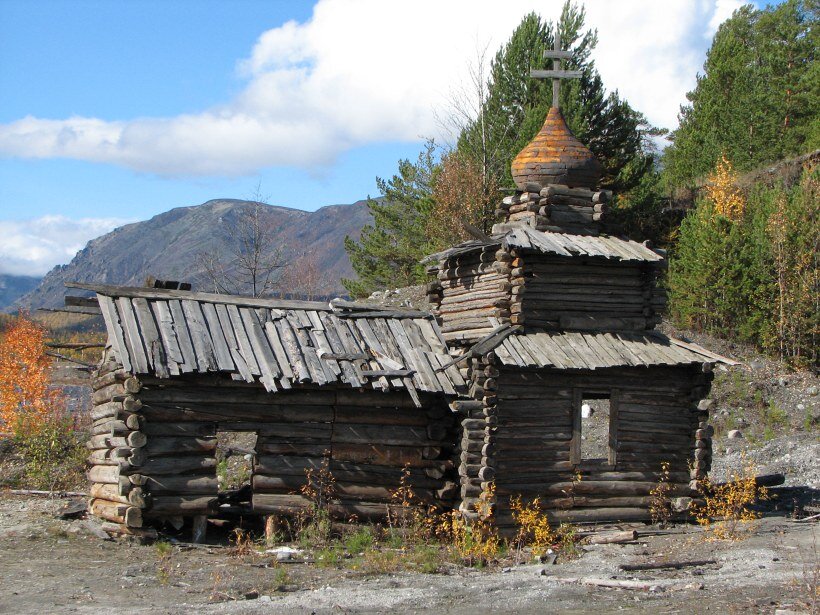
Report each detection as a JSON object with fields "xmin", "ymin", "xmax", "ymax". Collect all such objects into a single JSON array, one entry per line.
[
  {"xmin": 0, "ymin": 274, "xmax": 41, "ymax": 310},
  {"xmin": 13, "ymin": 198, "xmax": 372, "ymax": 310}
]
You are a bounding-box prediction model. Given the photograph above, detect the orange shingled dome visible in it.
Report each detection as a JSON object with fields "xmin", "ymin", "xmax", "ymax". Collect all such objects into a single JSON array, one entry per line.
[{"xmin": 511, "ymin": 106, "xmax": 603, "ymax": 190}]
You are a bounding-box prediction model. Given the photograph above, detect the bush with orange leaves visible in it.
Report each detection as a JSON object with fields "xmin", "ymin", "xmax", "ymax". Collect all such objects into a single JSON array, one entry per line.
[
  {"xmin": 0, "ymin": 314, "xmax": 60, "ymax": 435},
  {"xmin": 0, "ymin": 314, "xmax": 86, "ymax": 489}
]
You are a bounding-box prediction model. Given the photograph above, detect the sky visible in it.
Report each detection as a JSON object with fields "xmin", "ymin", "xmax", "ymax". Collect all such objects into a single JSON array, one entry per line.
[{"xmin": 0, "ymin": 0, "xmax": 751, "ymax": 278}]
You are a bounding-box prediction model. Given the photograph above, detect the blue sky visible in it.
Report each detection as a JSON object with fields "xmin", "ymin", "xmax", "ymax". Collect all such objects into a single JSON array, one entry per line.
[{"xmin": 0, "ymin": 0, "xmax": 750, "ymax": 276}]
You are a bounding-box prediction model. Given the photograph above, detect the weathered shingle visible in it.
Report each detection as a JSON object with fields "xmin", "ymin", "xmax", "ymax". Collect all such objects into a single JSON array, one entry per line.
[
  {"xmin": 423, "ymin": 227, "xmax": 663, "ymax": 265},
  {"xmin": 74, "ymin": 283, "xmax": 466, "ymax": 401},
  {"xmin": 489, "ymin": 329, "xmax": 735, "ymax": 369}
]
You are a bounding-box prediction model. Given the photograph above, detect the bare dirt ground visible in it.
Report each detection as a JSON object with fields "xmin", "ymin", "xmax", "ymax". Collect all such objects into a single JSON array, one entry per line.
[{"xmin": 0, "ymin": 492, "xmax": 817, "ymax": 614}]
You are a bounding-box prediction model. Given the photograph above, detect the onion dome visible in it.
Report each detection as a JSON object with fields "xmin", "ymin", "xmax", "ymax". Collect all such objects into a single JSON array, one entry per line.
[{"xmin": 511, "ymin": 106, "xmax": 603, "ymax": 190}]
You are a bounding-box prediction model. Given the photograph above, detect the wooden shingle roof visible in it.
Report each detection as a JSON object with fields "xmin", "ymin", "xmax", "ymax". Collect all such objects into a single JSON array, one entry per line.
[
  {"xmin": 69, "ymin": 283, "xmax": 465, "ymax": 404},
  {"xmin": 423, "ymin": 227, "xmax": 663, "ymax": 266},
  {"xmin": 453, "ymin": 325, "xmax": 736, "ymax": 370}
]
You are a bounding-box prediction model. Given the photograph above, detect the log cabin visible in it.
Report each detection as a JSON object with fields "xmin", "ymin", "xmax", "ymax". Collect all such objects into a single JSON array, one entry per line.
[{"xmin": 77, "ymin": 287, "xmax": 466, "ymax": 535}]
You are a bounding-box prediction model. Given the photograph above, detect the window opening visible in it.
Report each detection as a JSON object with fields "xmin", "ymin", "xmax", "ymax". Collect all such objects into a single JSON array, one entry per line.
[
  {"xmin": 216, "ymin": 431, "xmax": 257, "ymax": 507},
  {"xmin": 572, "ymin": 390, "xmax": 617, "ymax": 466}
]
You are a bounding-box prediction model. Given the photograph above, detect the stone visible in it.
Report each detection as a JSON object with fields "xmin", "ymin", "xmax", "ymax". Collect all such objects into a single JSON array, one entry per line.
[
  {"xmin": 671, "ymin": 497, "xmax": 693, "ymax": 512},
  {"xmin": 808, "ymin": 386, "xmax": 818, "ymax": 396},
  {"xmin": 727, "ymin": 430, "xmax": 744, "ymax": 440},
  {"xmin": 581, "ymin": 403, "xmax": 593, "ymax": 418},
  {"xmin": 797, "ymin": 404, "xmax": 805, "ymax": 411},
  {"xmin": 778, "ymin": 377, "xmax": 788, "ymax": 387}
]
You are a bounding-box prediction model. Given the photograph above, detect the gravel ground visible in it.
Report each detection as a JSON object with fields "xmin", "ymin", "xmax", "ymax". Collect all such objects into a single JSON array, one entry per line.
[{"xmin": 0, "ymin": 493, "xmax": 816, "ymax": 614}]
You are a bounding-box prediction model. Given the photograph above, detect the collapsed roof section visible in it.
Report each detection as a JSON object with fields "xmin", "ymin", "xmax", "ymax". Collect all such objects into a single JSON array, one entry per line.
[{"xmin": 68, "ymin": 283, "xmax": 466, "ymax": 404}]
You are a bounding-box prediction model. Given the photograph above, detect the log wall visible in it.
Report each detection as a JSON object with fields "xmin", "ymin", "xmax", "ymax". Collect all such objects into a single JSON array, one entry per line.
[
  {"xmin": 458, "ymin": 361, "xmax": 714, "ymax": 528},
  {"xmin": 88, "ymin": 367, "xmax": 457, "ymax": 532},
  {"xmin": 427, "ymin": 246, "xmax": 513, "ymax": 346},
  {"xmin": 510, "ymin": 253, "xmax": 666, "ymax": 331},
  {"xmin": 495, "ymin": 185, "xmax": 611, "ymax": 235}
]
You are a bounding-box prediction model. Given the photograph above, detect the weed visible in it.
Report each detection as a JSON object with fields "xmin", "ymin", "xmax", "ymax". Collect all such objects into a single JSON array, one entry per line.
[
  {"xmin": 216, "ymin": 459, "xmax": 228, "ymax": 485},
  {"xmin": 154, "ymin": 540, "xmax": 173, "ymax": 585},
  {"xmin": 407, "ymin": 544, "xmax": 444, "ymax": 574},
  {"xmin": 803, "ymin": 409, "xmax": 818, "ymax": 432},
  {"xmin": 510, "ymin": 495, "xmax": 554, "ymax": 558},
  {"xmin": 763, "ymin": 400, "xmax": 789, "ymax": 430},
  {"xmin": 315, "ymin": 544, "xmax": 345, "ymax": 568},
  {"xmin": 694, "ymin": 457, "xmax": 768, "ymax": 540},
  {"xmin": 386, "ymin": 464, "xmax": 440, "ymax": 544},
  {"xmin": 154, "ymin": 540, "xmax": 173, "ymax": 557},
  {"xmin": 229, "ymin": 528, "xmax": 256, "ymax": 558},
  {"xmin": 444, "ymin": 483, "xmax": 500, "ymax": 567},
  {"xmin": 270, "ymin": 566, "xmax": 290, "ymax": 592},
  {"xmin": 294, "ymin": 455, "xmax": 335, "ymax": 547},
  {"xmin": 649, "ymin": 462, "xmax": 674, "ymax": 526},
  {"xmin": 13, "ymin": 410, "xmax": 87, "ymax": 490},
  {"xmin": 344, "ymin": 526, "xmax": 375, "ymax": 554},
  {"xmin": 555, "ymin": 523, "xmax": 581, "ymax": 559},
  {"xmin": 360, "ymin": 548, "xmax": 401, "ymax": 574}
]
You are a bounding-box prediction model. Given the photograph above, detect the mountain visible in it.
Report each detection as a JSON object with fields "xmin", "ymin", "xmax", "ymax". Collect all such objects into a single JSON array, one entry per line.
[
  {"xmin": 0, "ymin": 274, "xmax": 42, "ymax": 310},
  {"xmin": 13, "ymin": 199, "xmax": 373, "ymax": 311}
]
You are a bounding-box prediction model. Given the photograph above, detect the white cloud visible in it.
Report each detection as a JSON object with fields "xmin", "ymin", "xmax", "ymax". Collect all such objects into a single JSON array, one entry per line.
[
  {"xmin": 0, "ymin": 0, "xmax": 733, "ymax": 176},
  {"xmin": 707, "ymin": 0, "xmax": 746, "ymax": 37},
  {"xmin": 0, "ymin": 216, "xmax": 131, "ymax": 276}
]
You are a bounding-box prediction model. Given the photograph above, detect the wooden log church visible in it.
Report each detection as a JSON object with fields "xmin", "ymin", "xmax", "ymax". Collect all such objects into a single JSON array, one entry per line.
[{"xmin": 80, "ymin": 31, "xmax": 731, "ymax": 537}]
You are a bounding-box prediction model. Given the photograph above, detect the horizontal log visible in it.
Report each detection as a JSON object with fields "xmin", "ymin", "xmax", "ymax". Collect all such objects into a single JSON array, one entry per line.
[
  {"xmin": 251, "ymin": 476, "xmax": 442, "ymax": 503},
  {"xmin": 90, "ymin": 482, "xmax": 130, "ymax": 504},
  {"xmin": 145, "ymin": 496, "xmax": 218, "ymax": 515},
  {"xmin": 91, "ymin": 401, "xmax": 123, "ymax": 422},
  {"xmin": 89, "ymin": 498, "xmax": 142, "ymax": 528},
  {"xmin": 494, "ymin": 507, "xmax": 651, "ymax": 526},
  {"xmin": 92, "ymin": 369, "xmax": 129, "ymax": 391},
  {"xmin": 143, "ymin": 422, "xmax": 217, "ymax": 437},
  {"xmin": 251, "ymin": 494, "xmax": 416, "ymax": 521},
  {"xmin": 126, "ymin": 456, "xmax": 217, "ymax": 475},
  {"xmin": 91, "ymin": 419, "xmax": 129, "ymax": 436},
  {"xmin": 145, "ymin": 436, "xmax": 217, "ymax": 456},
  {"xmin": 87, "ymin": 465, "xmax": 119, "ymax": 484},
  {"xmin": 141, "ymin": 474, "xmax": 218, "ymax": 495},
  {"xmin": 87, "ymin": 431, "xmax": 147, "ymax": 450}
]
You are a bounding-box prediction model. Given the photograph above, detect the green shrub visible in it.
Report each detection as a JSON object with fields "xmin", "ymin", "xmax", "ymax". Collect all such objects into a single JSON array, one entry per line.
[{"xmin": 13, "ymin": 411, "xmax": 86, "ymax": 490}]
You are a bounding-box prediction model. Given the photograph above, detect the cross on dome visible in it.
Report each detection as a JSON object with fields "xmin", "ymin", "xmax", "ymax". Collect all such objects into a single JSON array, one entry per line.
[{"xmin": 530, "ymin": 25, "xmax": 581, "ymax": 109}]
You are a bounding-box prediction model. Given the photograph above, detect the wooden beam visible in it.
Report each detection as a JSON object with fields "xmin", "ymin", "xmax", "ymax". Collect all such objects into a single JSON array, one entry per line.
[{"xmin": 530, "ymin": 69, "xmax": 583, "ymax": 79}]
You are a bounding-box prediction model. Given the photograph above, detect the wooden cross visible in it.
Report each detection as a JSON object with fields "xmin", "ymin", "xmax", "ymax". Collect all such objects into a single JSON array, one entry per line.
[{"xmin": 530, "ymin": 25, "xmax": 581, "ymax": 108}]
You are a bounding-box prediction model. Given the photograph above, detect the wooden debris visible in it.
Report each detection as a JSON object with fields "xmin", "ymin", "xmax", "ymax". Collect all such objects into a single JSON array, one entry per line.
[{"xmin": 620, "ymin": 559, "xmax": 718, "ymax": 572}]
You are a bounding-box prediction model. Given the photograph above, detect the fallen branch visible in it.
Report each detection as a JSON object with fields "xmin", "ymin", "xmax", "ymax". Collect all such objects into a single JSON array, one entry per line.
[
  {"xmin": 549, "ymin": 577, "xmax": 703, "ymax": 592},
  {"xmin": 792, "ymin": 513, "xmax": 820, "ymax": 523},
  {"xmin": 6, "ymin": 489, "xmax": 87, "ymax": 498},
  {"xmin": 552, "ymin": 577, "xmax": 655, "ymax": 590},
  {"xmin": 620, "ymin": 559, "xmax": 717, "ymax": 572},
  {"xmin": 586, "ymin": 530, "xmax": 638, "ymax": 545}
]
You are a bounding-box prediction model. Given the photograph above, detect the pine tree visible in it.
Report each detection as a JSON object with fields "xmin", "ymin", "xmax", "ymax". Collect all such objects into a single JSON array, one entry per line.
[
  {"xmin": 663, "ymin": 0, "xmax": 818, "ymax": 188},
  {"xmin": 342, "ymin": 142, "xmax": 438, "ymax": 297}
]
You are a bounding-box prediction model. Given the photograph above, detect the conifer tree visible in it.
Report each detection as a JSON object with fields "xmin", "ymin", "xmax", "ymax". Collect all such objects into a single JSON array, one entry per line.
[
  {"xmin": 342, "ymin": 142, "xmax": 437, "ymax": 297},
  {"xmin": 664, "ymin": 0, "xmax": 818, "ymax": 187}
]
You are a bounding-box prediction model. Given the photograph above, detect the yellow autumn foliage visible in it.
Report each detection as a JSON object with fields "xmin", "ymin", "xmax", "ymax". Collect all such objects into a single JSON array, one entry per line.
[{"xmin": 704, "ymin": 155, "xmax": 746, "ymax": 220}]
